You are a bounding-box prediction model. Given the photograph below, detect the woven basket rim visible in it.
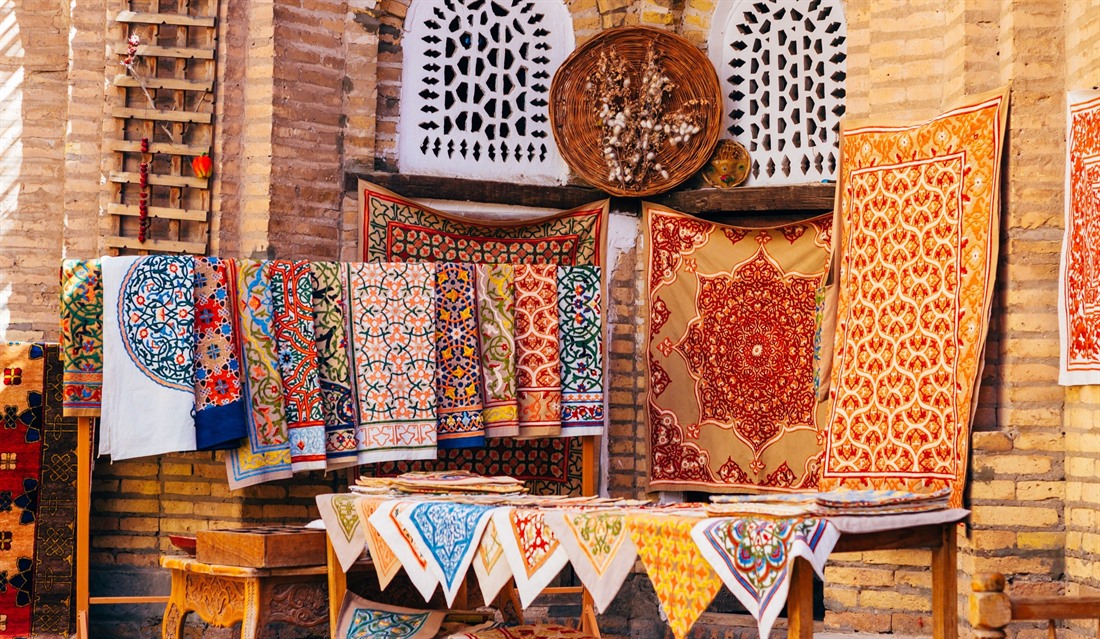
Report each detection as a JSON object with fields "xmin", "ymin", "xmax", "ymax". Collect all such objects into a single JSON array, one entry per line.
[{"xmin": 549, "ymin": 26, "xmax": 723, "ymax": 198}]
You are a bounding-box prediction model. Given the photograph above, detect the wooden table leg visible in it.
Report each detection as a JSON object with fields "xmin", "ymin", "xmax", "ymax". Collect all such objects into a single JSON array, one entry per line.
[
  {"xmin": 327, "ymin": 538, "xmax": 346, "ymax": 639},
  {"xmin": 581, "ymin": 587, "xmax": 601, "ymax": 638},
  {"xmin": 241, "ymin": 577, "xmax": 264, "ymax": 639},
  {"xmin": 787, "ymin": 557, "xmax": 815, "ymax": 639},
  {"xmin": 933, "ymin": 523, "xmax": 959, "ymax": 639},
  {"xmin": 161, "ymin": 569, "xmax": 187, "ymax": 639}
]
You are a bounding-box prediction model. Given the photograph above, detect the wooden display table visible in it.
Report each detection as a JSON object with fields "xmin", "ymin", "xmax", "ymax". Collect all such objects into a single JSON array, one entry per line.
[{"xmin": 160, "ymin": 555, "xmax": 329, "ymax": 639}]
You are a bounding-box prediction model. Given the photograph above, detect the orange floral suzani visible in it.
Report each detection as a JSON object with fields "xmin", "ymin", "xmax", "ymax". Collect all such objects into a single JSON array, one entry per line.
[
  {"xmin": 644, "ymin": 203, "xmax": 833, "ymax": 493},
  {"xmin": 821, "ymin": 88, "xmax": 1010, "ymax": 507}
]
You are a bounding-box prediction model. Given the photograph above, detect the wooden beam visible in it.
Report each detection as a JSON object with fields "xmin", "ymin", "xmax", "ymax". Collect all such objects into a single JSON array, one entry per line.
[
  {"xmin": 114, "ymin": 44, "xmax": 215, "ymax": 60},
  {"xmin": 89, "ymin": 596, "xmax": 171, "ymax": 605},
  {"xmin": 1011, "ymin": 598, "xmax": 1100, "ymax": 621},
  {"xmin": 112, "ymin": 74, "xmax": 213, "ymax": 92},
  {"xmin": 834, "ymin": 524, "xmax": 944, "ymax": 553},
  {"xmin": 108, "ymin": 139, "xmax": 209, "ymax": 157},
  {"xmin": 111, "ymin": 107, "xmax": 212, "ymax": 124},
  {"xmin": 114, "ymin": 10, "xmax": 216, "ymax": 27},
  {"xmin": 109, "ymin": 171, "xmax": 208, "ymax": 189},
  {"xmin": 346, "ymin": 170, "xmax": 836, "ymax": 215},
  {"xmin": 104, "ymin": 235, "xmax": 207, "ymax": 254},
  {"xmin": 107, "ymin": 202, "xmax": 208, "ymax": 222}
]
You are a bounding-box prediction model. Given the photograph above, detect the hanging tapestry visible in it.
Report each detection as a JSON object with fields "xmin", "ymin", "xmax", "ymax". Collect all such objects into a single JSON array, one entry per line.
[
  {"xmin": 397, "ymin": 501, "xmax": 496, "ymax": 606},
  {"xmin": 369, "ymin": 500, "xmax": 439, "ymax": 602},
  {"xmin": 192, "ymin": 257, "xmax": 248, "ymax": 450},
  {"xmin": 644, "ymin": 204, "xmax": 833, "ymax": 493},
  {"xmin": 691, "ymin": 516, "xmax": 839, "ymax": 638},
  {"xmin": 311, "ymin": 262, "xmax": 359, "ymax": 469},
  {"xmin": 268, "ymin": 260, "xmax": 326, "ymax": 472},
  {"xmin": 626, "ymin": 513, "xmax": 721, "ymax": 639},
  {"xmin": 543, "ymin": 509, "xmax": 634, "ymax": 614},
  {"xmin": 333, "ymin": 590, "xmax": 446, "ymax": 639},
  {"xmin": 225, "ymin": 260, "xmax": 293, "ymax": 490},
  {"xmin": 1060, "ymin": 90, "xmax": 1100, "ymax": 385},
  {"xmin": 316, "ymin": 493, "xmax": 367, "ymax": 572},
  {"xmin": 59, "ymin": 259, "xmax": 103, "ymax": 416},
  {"xmin": 515, "ymin": 264, "xmax": 561, "ymax": 439},
  {"xmin": 358, "ymin": 180, "xmax": 607, "ymax": 496},
  {"xmin": 355, "ymin": 495, "xmax": 403, "ymax": 590},
  {"xmin": 344, "ymin": 262, "xmax": 438, "ymax": 463},
  {"xmin": 0, "ymin": 343, "xmax": 78, "ymax": 637},
  {"xmin": 434, "ymin": 263, "xmax": 486, "ymax": 449},
  {"xmin": 101, "ymin": 256, "xmax": 196, "ymax": 460},
  {"xmin": 476, "ymin": 264, "xmax": 518, "ymax": 438},
  {"xmin": 821, "ymin": 87, "xmax": 1009, "ymax": 507},
  {"xmin": 471, "ymin": 516, "xmax": 512, "ymax": 606},
  {"xmin": 557, "ymin": 266, "xmax": 604, "ymax": 437},
  {"xmin": 491, "ymin": 507, "xmax": 568, "ymax": 609}
]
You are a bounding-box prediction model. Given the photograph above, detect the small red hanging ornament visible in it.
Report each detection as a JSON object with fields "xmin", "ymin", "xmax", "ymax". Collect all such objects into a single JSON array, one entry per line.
[{"xmin": 192, "ymin": 152, "xmax": 212, "ymax": 179}]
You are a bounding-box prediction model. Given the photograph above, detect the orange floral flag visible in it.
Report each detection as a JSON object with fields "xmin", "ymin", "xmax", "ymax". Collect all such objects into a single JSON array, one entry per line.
[
  {"xmin": 644, "ymin": 203, "xmax": 833, "ymax": 493},
  {"xmin": 820, "ymin": 87, "xmax": 1010, "ymax": 507}
]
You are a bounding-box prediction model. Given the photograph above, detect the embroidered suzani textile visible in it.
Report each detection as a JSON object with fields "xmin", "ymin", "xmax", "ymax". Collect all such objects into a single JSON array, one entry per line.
[
  {"xmin": 192, "ymin": 257, "xmax": 248, "ymax": 450},
  {"xmin": 101, "ymin": 256, "xmax": 197, "ymax": 460},
  {"xmin": 644, "ymin": 204, "xmax": 833, "ymax": 493},
  {"xmin": 59, "ymin": 259, "xmax": 103, "ymax": 416},
  {"xmin": 822, "ymin": 88, "xmax": 1009, "ymax": 507},
  {"xmin": 311, "ymin": 262, "xmax": 359, "ymax": 469},
  {"xmin": 557, "ymin": 266, "xmax": 604, "ymax": 437},
  {"xmin": 543, "ymin": 509, "xmax": 634, "ymax": 613},
  {"xmin": 515, "ymin": 264, "xmax": 562, "ymax": 439},
  {"xmin": 1060, "ymin": 90, "xmax": 1100, "ymax": 385},
  {"xmin": 434, "ymin": 263, "xmax": 486, "ymax": 448},
  {"xmin": 476, "ymin": 264, "xmax": 518, "ymax": 437},
  {"xmin": 226, "ymin": 260, "xmax": 293, "ymax": 489},
  {"xmin": 334, "ymin": 591, "xmax": 445, "ymax": 639},
  {"xmin": 397, "ymin": 501, "xmax": 496, "ymax": 606},
  {"xmin": 358, "ymin": 180, "xmax": 608, "ymax": 494}
]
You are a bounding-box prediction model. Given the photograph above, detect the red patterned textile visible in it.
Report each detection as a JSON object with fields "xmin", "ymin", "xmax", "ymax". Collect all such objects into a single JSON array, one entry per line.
[
  {"xmin": 821, "ymin": 88, "xmax": 1009, "ymax": 507},
  {"xmin": 644, "ymin": 204, "xmax": 832, "ymax": 493}
]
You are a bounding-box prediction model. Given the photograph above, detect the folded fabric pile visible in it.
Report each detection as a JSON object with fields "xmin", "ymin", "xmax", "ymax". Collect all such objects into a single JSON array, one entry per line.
[
  {"xmin": 438, "ymin": 624, "xmax": 596, "ymax": 639},
  {"xmin": 356, "ymin": 471, "xmax": 528, "ymax": 495},
  {"xmin": 810, "ymin": 488, "xmax": 951, "ymax": 516}
]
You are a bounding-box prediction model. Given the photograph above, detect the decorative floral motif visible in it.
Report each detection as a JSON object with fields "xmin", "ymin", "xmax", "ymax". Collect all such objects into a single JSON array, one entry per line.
[
  {"xmin": 824, "ymin": 89, "xmax": 1008, "ymax": 508},
  {"xmin": 310, "ymin": 262, "xmax": 359, "ymax": 468},
  {"xmin": 192, "ymin": 257, "xmax": 247, "ymax": 450},
  {"xmin": 476, "ymin": 265, "xmax": 518, "ymax": 437},
  {"xmin": 647, "ymin": 213, "xmax": 710, "ymax": 288},
  {"xmin": 59, "ymin": 259, "xmax": 103, "ymax": 415},
  {"xmin": 557, "ymin": 266, "xmax": 604, "ymax": 436},
  {"xmin": 336, "ymin": 592, "xmax": 444, "ymax": 639},
  {"xmin": 403, "ymin": 502, "xmax": 495, "ymax": 602},
  {"xmin": 119, "ymin": 257, "xmax": 194, "ymax": 391},
  {"xmin": 434, "ymin": 264, "xmax": 485, "ymax": 448},
  {"xmin": 515, "ymin": 264, "xmax": 562, "ymax": 438}
]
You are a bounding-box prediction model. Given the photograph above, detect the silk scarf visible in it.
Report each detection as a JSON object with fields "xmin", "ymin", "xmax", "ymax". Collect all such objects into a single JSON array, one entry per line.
[
  {"xmin": 311, "ymin": 262, "xmax": 359, "ymax": 469},
  {"xmin": 225, "ymin": 260, "xmax": 293, "ymax": 489},
  {"xmin": 334, "ymin": 590, "xmax": 445, "ymax": 639},
  {"xmin": 644, "ymin": 204, "xmax": 833, "ymax": 493},
  {"xmin": 193, "ymin": 257, "xmax": 248, "ymax": 450},
  {"xmin": 101, "ymin": 256, "xmax": 196, "ymax": 460},
  {"xmin": 316, "ymin": 493, "xmax": 367, "ymax": 572},
  {"xmin": 59, "ymin": 259, "xmax": 103, "ymax": 416},
  {"xmin": 475, "ymin": 264, "xmax": 518, "ymax": 438},
  {"xmin": 691, "ymin": 516, "xmax": 839, "ymax": 638},
  {"xmin": 491, "ymin": 507, "xmax": 568, "ymax": 609},
  {"xmin": 396, "ymin": 501, "xmax": 496, "ymax": 606},
  {"xmin": 626, "ymin": 513, "xmax": 721, "ymax": 639},
  {"xmin": 514, "ymin": 264, "xmax": 561, "ymax": 439},
  {"xmin": 557, "ymin": 266, "xmax": 604, "ymax": 437},
  {"xmin": 268, "ymin": 260, "xmax": 326, "ymax": 471},
  {"xmin": 344, "ymin": 262, "xmax": 438, "ymax": 463},
  {"xmin": 434, "ymin": 263, "xmax": 486, "ymax": 449},
  {"xmin": 1059, "ymin": 90, "xmax": 1100, "ymax": 385},
  {"xmin": 822, "ymin": 87, "xmax": 1009, "ymax": 507},
  {"xmin": 543, "ymin": 509, "xmax": 634, "ymax": 613}
]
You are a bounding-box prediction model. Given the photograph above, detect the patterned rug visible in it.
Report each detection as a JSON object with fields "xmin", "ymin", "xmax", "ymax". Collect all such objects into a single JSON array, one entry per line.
[
  {"xmin": 821, "ymin": 87, "xmax": 1009, "ymax": 507},
  {"xmin": 0, "ymin": 343, "xmax": 78, "ymax": 637},
  {"xmin": 1060, "ymin": 90, "xmax": 1100, "ymax": 385},
  {"xmin": 644, "ymin": 204, "xmax": 833, "ymax": 493},
  {"xmin": 357, "ymin": 180, "xmax": 607, "ymax": 495}
]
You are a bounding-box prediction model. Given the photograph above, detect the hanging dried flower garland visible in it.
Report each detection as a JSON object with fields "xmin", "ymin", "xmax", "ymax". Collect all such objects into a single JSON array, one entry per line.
[{"xmin": 550, "ymin": 26, "xmax": 722, "ymax": 197}]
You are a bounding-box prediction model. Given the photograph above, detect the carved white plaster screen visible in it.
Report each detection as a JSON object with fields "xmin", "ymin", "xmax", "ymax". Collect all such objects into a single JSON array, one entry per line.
[
  {"xmin": 399, "ymin": 0, "xmax": 574, "ymax": 184},
  {"xmin": 709, "ymin": 0, "xmax": 847, "ymax": 185}
]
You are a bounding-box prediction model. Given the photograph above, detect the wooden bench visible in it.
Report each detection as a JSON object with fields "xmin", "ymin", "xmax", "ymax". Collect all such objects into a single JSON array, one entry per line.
[{"xmin": 970, "ymin": 572, "xmax": 1100, "ymax": 639}]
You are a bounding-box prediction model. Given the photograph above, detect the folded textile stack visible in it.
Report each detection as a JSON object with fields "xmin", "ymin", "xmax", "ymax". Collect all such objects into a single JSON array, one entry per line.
[
  {"xmin": 356, "ymin": 470, "xmax": 529, "ymax": 495},
  {"xmin": 438, "ymin": 624, "xmax": 596, "ymax": 639},
  {"xmin": 706, "ymin": 493, "xmax": 818, "ymax": 517},
  {"xmin": 810, "ymin": 488, "xmax": 951, "ymax": 516}
]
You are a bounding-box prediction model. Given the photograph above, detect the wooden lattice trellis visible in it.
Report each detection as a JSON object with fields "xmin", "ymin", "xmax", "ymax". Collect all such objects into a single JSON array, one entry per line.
[{"xmin": 105, "ymin": 0, "xmax": 219, "ymax": 255}]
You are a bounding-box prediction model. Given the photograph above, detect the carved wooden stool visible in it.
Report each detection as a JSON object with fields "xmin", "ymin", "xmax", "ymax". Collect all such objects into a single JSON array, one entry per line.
[{"xmin": 160, "ymin": 555, "xmax": 328, "ymax": 639}]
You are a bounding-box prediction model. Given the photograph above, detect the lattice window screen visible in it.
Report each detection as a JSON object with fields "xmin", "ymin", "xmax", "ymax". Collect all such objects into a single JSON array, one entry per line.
[
  {"xmin": 399, "ymin": 0, "xmax": 574, "ymax": 184},
  {"xmin": 710, "ymin": 0, "xmax": 846, "ymax": 185}
]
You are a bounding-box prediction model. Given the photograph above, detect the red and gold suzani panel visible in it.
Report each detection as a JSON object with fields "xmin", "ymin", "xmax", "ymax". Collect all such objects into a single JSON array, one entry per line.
[
  {"xmin": 644, "ymin": 203, "xmax": 833, "ymax": 493},
  {"xmin": 821, "ymin": 88, "xmax": 1009, "ymax": 507},
  {"xmin": 1059, "ymin": 90, "xmax": 1100, "ymax": 385}
]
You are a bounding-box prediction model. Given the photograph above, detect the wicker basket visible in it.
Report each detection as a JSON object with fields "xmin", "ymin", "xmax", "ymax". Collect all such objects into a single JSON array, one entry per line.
[{"xmin": 549, "ymin": 26, "xmax": 723, "ymax": 197}]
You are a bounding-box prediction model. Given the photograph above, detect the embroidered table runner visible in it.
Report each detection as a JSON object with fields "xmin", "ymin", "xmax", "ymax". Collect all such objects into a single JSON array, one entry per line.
[
  {"xmin": 644, "ymin": 204, "xmax": 833, "ymax": 493},
  {"xmin": 101, "ymin": 255, "xmax": 197, "ymax": 460},
  {"xmin": 822, "ymin": 87, "xmax": 1009, "ymax": 507}
]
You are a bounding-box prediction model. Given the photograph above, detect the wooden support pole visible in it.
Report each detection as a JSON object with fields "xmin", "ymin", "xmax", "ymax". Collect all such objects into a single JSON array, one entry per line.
[
  {"xmin": 326, "ymin": 538, "xmax": 346, "ymax": 639},
  {"xmin": 787, "ymin": 557, "xmax": 815, "ymax": 639},
  {"xmin": 969, "ymin": 572, "xmax": 1011, "ymax": 639},
  {"xmin": 76, "ymin": 417, "xmax": 93, "ymax": 638},
  {"xmin": 933, "ymin": 523, "xmax": 959, "ymax": 639}
]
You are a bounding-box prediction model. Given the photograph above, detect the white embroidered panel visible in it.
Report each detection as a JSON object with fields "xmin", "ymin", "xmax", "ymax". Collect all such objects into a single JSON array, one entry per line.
[
  {"xmin": 710, "ymin": 0, "xmax": 847, "ymax": 185},
  {"xmin": 399, "ymin": 0, "xmax": 574, "ymax": 184}
]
